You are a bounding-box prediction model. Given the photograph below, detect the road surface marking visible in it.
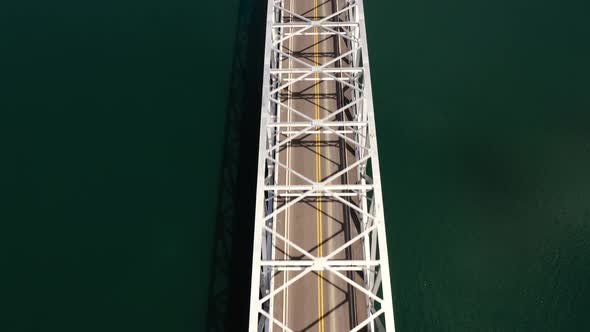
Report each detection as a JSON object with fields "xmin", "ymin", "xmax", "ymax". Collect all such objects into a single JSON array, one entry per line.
[{"xmin": 313, "ymin": 1, "xmax": 325, "ymax": 332}]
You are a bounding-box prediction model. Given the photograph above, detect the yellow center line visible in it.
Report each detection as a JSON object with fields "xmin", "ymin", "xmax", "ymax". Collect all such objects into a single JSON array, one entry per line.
[{"xmin": 313, "ymin": 1, "xmax": 325, "ymax": 332}]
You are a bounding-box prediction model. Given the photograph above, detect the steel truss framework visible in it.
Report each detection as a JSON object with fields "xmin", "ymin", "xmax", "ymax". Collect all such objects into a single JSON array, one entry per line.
[{"xmin": 249, "ymin": 0, "xmax": 396, "ymax": 331}]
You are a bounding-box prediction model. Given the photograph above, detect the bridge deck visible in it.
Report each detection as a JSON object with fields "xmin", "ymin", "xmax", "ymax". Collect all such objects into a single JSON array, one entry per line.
[
  {"xmin": 249, "ymin": 0, "xmax": 396, "ymax": 331},
  {"xmin": 271, "ymin": 0, "xmax": 367, "ymax": 331}
]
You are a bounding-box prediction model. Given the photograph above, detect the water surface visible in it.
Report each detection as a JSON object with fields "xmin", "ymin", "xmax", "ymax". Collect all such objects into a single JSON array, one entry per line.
[{"xmin": 2, "ymin": 0, "xmax": 589, "ymax": 331}]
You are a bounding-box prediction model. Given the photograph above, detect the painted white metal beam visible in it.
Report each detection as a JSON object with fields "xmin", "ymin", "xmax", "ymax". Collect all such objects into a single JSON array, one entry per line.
[{"xmin": 248, "ymin": 1, "xmax": 396, "ymax": 331}]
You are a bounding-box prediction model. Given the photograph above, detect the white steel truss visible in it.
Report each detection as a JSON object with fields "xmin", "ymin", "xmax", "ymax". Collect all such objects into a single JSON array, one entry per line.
[{"xmin": 249, "ymin": 1, "xmax": 396, "ymax": 331}]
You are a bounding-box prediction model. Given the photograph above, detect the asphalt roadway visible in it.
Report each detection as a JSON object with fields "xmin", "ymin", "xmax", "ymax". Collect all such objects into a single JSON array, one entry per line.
[{"xmin": 271, "ymin": 0, "xmax": 368, "ymax": 331}]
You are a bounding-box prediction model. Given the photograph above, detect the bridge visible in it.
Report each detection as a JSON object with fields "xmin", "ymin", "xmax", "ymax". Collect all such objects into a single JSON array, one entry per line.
[{"xmin": 249, "ymin": 0, "xmax": 396, "ymax": 331}]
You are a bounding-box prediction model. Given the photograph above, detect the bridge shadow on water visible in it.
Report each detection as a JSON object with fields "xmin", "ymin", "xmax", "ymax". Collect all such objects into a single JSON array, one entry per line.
[{"xmin": 206, "ymin": 0, "xmax": 266, "ymax": 330}]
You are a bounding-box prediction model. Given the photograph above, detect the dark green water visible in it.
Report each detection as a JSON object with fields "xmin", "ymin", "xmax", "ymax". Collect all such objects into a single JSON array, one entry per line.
[{"xmin": 2, "ymin": 0, "xmax": 589, "ymax": 331}]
